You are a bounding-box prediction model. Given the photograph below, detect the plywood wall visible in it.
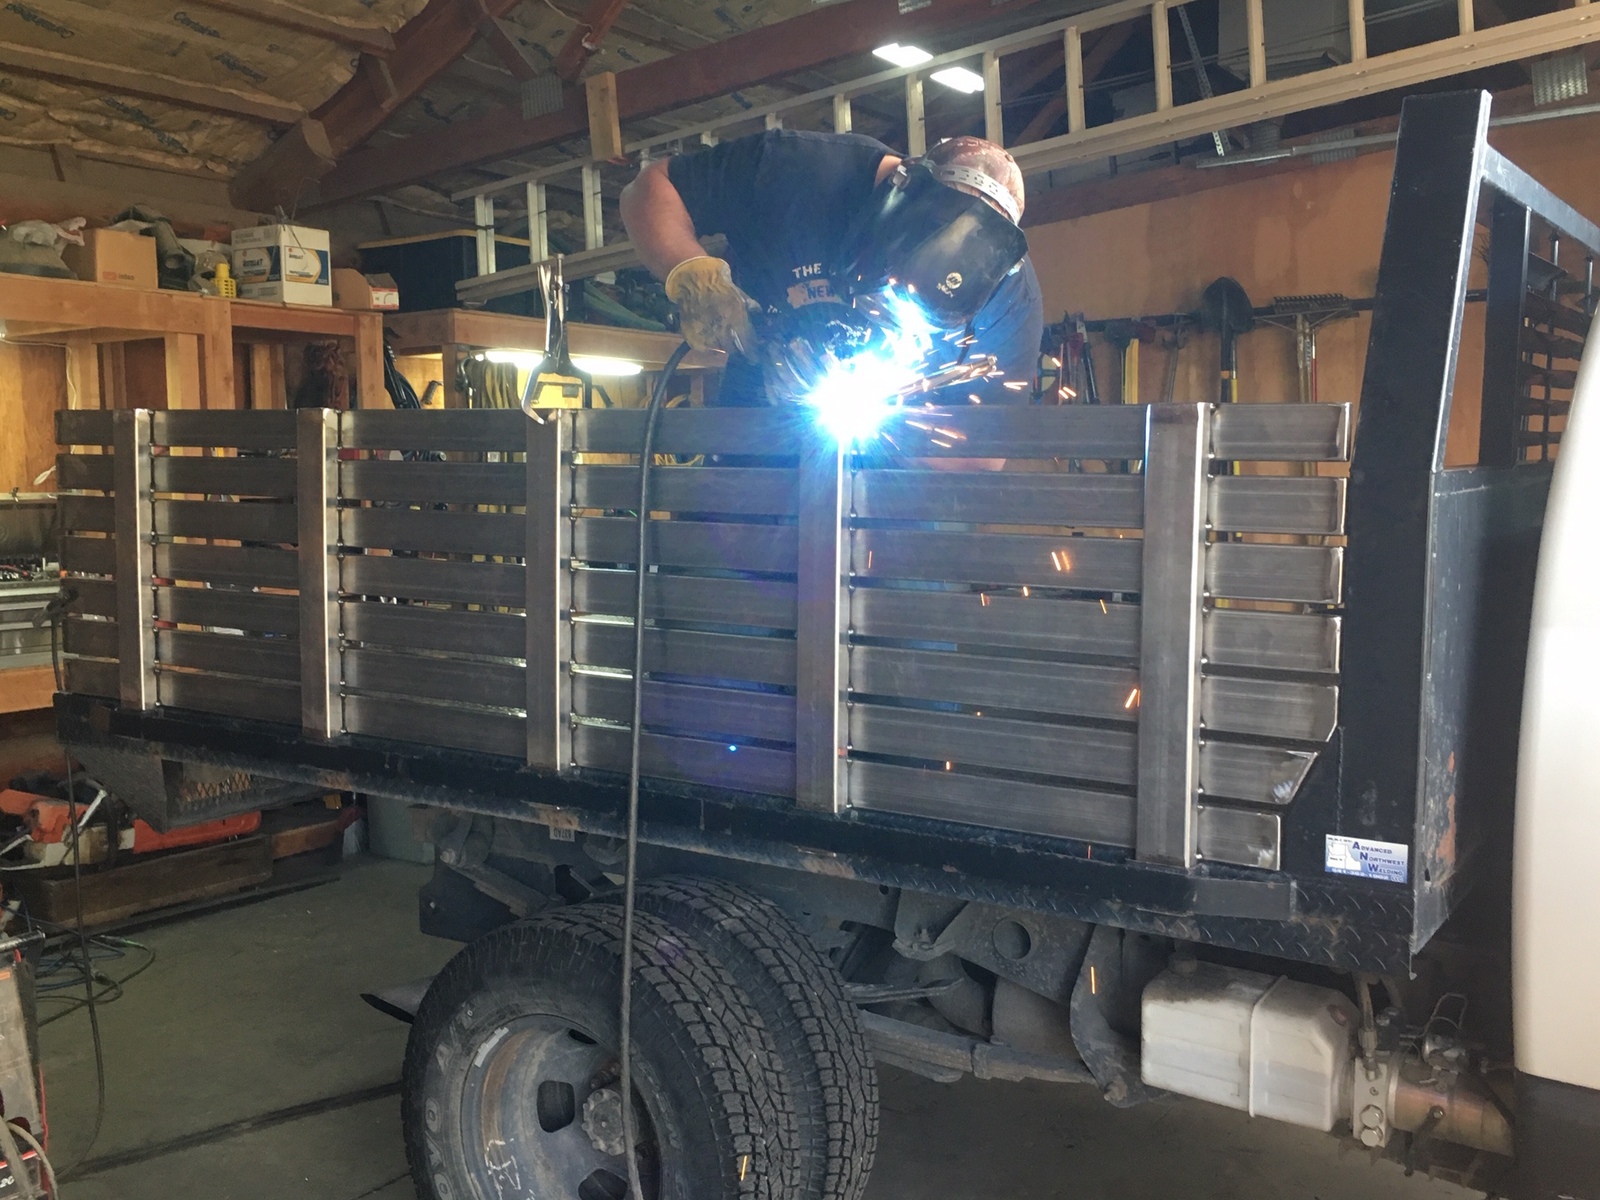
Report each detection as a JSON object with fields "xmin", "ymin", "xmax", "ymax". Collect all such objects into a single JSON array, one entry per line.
[{"xmin": 0, "ymin": 343, "xmax": 67, "ymax": 496}]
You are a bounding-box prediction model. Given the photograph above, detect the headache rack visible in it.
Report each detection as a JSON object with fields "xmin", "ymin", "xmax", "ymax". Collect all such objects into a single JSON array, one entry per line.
[{"xmin": 49, "ymin": 93, "xmax": 1600, "ymax": 975}]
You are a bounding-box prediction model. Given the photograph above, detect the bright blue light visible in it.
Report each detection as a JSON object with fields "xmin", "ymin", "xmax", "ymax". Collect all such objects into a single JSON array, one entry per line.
[
  {"xmin": 804, "ymin": 291, "xmax": 935, "ymax": 445},
  {"xmin": 727, "ymin": 744, "xmax": 738, "ymax": 752}
]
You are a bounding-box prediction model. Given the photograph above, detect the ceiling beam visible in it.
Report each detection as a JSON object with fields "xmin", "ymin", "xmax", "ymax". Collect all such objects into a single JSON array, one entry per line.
[
  {"xmin": 552, "ymin": 0, "xmax": 633, "ymax": 81},
  {"xmin": 1014, "ymin": 20, "xmax": 1135, "ymax": 144},
  {"xmin": 478, "ymin": 9, "xmax": 547, "ymax": 79},
  {"xmin": 316, "ymin": 0, "xmax": 1054, "ymax": 205},
  {"xmin": 0, "ymin": 38, "xmax": 303, "ymax": 124},
  {"xmin": 188, "ymin": 0, "xmax": 396, "ymax": 56}
]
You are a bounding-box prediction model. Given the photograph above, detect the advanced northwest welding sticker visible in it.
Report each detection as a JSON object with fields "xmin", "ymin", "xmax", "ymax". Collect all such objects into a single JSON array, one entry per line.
[{"xmin": 1325, "ymin": 835, "xmax": 1410, "ymax": 884}]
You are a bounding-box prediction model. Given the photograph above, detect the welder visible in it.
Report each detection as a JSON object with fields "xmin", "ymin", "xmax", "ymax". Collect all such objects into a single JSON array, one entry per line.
[{"xmin": 619, "ymin": 130, "xmax": 1042, "ymax": 406}]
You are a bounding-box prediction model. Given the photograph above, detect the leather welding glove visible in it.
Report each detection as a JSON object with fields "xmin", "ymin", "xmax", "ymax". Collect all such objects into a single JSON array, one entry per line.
[{"xmin": 664, "ymin": 256, "xmax": 757, "ymax": 355}]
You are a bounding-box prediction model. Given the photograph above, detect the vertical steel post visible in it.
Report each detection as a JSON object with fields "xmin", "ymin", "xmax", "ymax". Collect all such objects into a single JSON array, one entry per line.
[
  {"xmin": 795, "ymin": 435, "xmax": 847, "ymax": 812},
  {"xmin": 526, "ymin": 412, "xmax": 570, "ymax": 771},
  {"xmin": 582, "ymin": 165, "xmax": 604, "ymax": 252},
  {"xmin": 1135, "ymin": 403, "xmax": 1209, "ymax": 867},
  {"xmin": 1480, "ymin": 193, "xmax": 1532, "ymax": 468},
  {"xmin": 298, "ymin": 408, "xmax": 341, "ymax": 739},
  {"xmin": 112, "ymin": 410, "xmax": 155, "ymax": 711}
]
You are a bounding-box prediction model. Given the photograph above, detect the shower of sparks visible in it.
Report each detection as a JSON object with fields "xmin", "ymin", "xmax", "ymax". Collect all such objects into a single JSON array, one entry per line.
[
  {"xmin": 1051, "ymin": 550, "xmax": 1072, "ymax": 572},
  {"xmin": 1124, "ymin": 687, "xmax": 1141, "ymax": 710}
]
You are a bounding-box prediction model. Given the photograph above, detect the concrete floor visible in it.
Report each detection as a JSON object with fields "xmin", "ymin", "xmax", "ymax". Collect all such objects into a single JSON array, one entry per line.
[{"xmin": 38, "ymin": 857, "xmax": 1476, "ymax": 1200}]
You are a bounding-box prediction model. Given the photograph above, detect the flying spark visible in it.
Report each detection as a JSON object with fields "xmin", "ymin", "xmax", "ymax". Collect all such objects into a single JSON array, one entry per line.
[
  {"xmin": 1124, "ymin": 687, "xmax": 1140, "ymax": 710},
  {"xmin": 1099, "ymin": 599, "xmax": 1108, "ymax": 614},
  {"xmin": 1059, "ymin": 386, "xmax": 1078, "ymax": 400},
  {"xmin": 1021, "ymin": 586, "xmax": 1030, "ymax": 597}
]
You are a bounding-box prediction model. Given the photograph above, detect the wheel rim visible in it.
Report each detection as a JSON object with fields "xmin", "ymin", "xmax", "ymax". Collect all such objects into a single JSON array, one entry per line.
[{"xmin": 459, "ymin": 1015, "xmax": 658, "ymax": 1200}]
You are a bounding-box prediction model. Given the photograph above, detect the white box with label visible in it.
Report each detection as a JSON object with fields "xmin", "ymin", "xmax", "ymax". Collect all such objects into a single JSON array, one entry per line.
[{"xmin": 230, "ymin": 223, "xmax": 331, "ymax": 306}]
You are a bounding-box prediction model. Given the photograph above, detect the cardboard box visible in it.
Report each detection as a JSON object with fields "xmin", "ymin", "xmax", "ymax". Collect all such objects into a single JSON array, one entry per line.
[
  {"xmin": 61, "ymin": 228, "xmax": 157, "ymax": 289},
  {"xmin": 332, "ymin": 268, "xmax": 400, "ymax": 311},
  {"xmin": 231, "ymin": 223, "xmax": 331, "ymax": 306}
]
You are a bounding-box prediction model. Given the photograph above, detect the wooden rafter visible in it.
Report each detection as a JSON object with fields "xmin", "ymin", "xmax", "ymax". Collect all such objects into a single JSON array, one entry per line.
[
  {"xmin": 552, "ymin": 0, "xmax": 633, "ymax": 81},
  {"xmin": 1014, "ymin": 21, "xmax": 1136, "ymax": 145},
  {"xmin": 188, "ymin": 0, "xmax": 396, "ymax": 56}
]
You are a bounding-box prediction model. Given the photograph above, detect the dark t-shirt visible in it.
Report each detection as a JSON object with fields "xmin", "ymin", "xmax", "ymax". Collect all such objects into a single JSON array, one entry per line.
[{"xmin": 666, "ymin": 129, "xmax": 1043, "ymax": 403}]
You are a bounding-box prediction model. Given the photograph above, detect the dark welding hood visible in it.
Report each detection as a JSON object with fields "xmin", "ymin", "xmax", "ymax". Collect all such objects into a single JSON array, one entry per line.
[{"xmin": 829, "ymin": 160, "xmax": 1028, "ymax": 328}]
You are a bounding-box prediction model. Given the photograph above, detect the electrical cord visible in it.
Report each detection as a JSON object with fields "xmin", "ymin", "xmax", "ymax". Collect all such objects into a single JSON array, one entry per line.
[
  {"xmin": 7, "ymin": 1121, "xmax": 55, "ymax": 1197},
  {"xmin": 0, "ymin": 1103, "xmax": 38, "ymax": 1200},
  {"xmin": 620, "ymin": 339, "xmax": 692, "ymax": 1200}
]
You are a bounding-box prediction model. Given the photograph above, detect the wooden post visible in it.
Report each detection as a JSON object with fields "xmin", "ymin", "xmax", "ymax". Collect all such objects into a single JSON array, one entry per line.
[
  {"xmin": 200, "ymin": 295, "xmax": 234, "ymax": 408},
  {"xmin": 163, "ymin": 333, "xmax": 202, "ymax": 409},
  {"xmin": 1457, "ymin": 0, "xmax": 1474, "ymax": 34},
  {"xmin": 249, "ymin": 344, "xmax": 286, "ymax": 409},
  {"xmin": 354, "ymin": 313, "xmax": 387, "ymax": 409},
  {"xmin": 832, "ymin": 93, "xmax": 852, "ymax": 133},
  {"xmin": 101, "ymin": 343, "xmax": 127, "ymax": 409},
  {"xmin": 905, "ymin": 73, "xmax": 926, "ymax": 157},
  {"xmin": 1348, "ymin": 0, "xmax": 1368, "ymax": 62},
  {"xmin": 1153, "ymin": 2, "xmax": 1173, "ymax": 111},
  {"xmin": 64, "ymin": 336, "xmax": 101, "ymax": 409},
  {"xmin": 585, "ymin": 70, "xmax": 624, "ymax": 160},
  {"xmin": 1246, "ymin": 0, "xmax": 1267, "ymax": 87},
  {"xmin": 1065, "ymin": 26, "xmax": 1086, "ymax": 134},
  {"xmin": 982, "ymin": 50, "xmax": 1003, "ymax": 143}
]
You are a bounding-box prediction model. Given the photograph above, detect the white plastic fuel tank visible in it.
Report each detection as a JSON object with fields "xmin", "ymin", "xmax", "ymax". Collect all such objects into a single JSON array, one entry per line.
[{"xmin": 1141, "ymin": 961, "xmax": 1357, "ymax": 1131}]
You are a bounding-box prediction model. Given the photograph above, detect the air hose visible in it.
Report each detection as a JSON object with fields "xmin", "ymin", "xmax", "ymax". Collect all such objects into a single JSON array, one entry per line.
[{"xmin": 620, "ymin": 339, "xmax": 693, "ymax": 1200}]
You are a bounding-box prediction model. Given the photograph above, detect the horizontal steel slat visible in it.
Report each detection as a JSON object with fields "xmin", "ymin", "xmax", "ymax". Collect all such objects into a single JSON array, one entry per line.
[
  {"xmin": 852, "ymin": 705, "xmax": 1136, "ymax": 785},
  {"xmin": 341, "ymin": 556, "xmax": 525, "ymax": 607},
  {"xmin": 851, "ymin": 646, "xmax": 1139, "ymax": 721},
  {"xmin": 345, "ymin": 647, "xmax": 524, "ymax": 709},
  {"xmin": 151, "ymin": 411, "xmax": 297, "ymax": 450},
  {"xmin": 56, "ymin": 410, "xmax": 114, "ymax": 446},
  {"xmin": 156, "ymin": 543, "xmax": 298, "ymax": 589},
  {"xmin": 1208, "ymin": 475, "xmax": 1346, "ymax": 535},
  {"xmin": 574, "ymin": 623, "xmax": 796, "ymax": 687},
  {"xmin": 338, "ymin": 460, "xmax": 525, "ymax": 506},
  {"xmin": 61, "ymin": 536, "xmax": 115, "ymax": 576},
  {"xmin": 573, "ymin": 675, "xmax": 795, "ymax": 743},
  {"xmin": 156, "ymin": 587, "xmax": 299, "ymax": 636},
  {"xmin": 854, "ymin": 470, "xmax": 1143, "ymax": 527},
  {"xmin": 573, "ymin": 517, "xmax": 797, "ymax": 573},
  {"xmin": 57, "ymin": 453, "xmax": 113, "ymax": 492},
  {"xmin": 340, "ymin": 507, "xmax": 525, "ymax": 557},
  {"xmin": 1207, "ymin": 543, "xmax": 1343, "ymax": 604},
  {"xmin": 342, "ymin": 410, "xmax": 528, "ymax": 452},
  {"xmin": 1199, "ymin": 741, "xmax": 1318, "ymax": 805},
  {"xmin": 154, "ymin": 499, "xmax": 297, "ymax": 543},
  {"xmin": 575, "ymin": 408, "xmax": 806, "ymax": 456},
  {"xmin": 58, "ymin": 494, "xmax": 113, "ymax": 533},
  {"xmin": 158, "ymin": 671, "xmax": 300, "ymax": 726},
  {"xmin": 1197, "ymin": 805, "xmax": 1281, "ymax": 871},
  {"xmin": 575, "ymin": 465, "xmax": 798, "ymax": 516},
  {"xmin": 70, "ymin": 578, "xmax": 117, "ymax": 618},
  {"xmin": 1203, "ymin": 609, "xmax": 1340, "ymax": 674},
  {"xmin": 573, "ymin": 723, "xmax": 795, "ymax": 796},
  {"xmin": 572, "ymin": 570, "xmax": 797, "ymax": 630},
  {"xmin": 64, "ymin": 657, "xmax": 117, "ymax": 699},
  {"xmin": 1210, "ymin": 403, "xmax": 1351, "ymax": 462},
  {"xmin": 152, "ymin": 456, "xmax": 295, "ymax": 497},
  {"xmin": 157, "ymin": 629, "xmax": 301, "ymax": 682},
  {"xmin": 853, "ymin": 530, "xmax": 1141, "ymax": 591},
  {"xmin": 1202, "ymin": 675, "xmax": 1338, "ymax": 742},
  {"xmin": 851, "ymin": 588, "xmax": 1140, "ymax": 659},
  {"xmin": 879, "ymin": 406, "xmax": 1147, "ymax": 459},
  {"xmin": 344, "ymin": 694, "xmax": 526, "ymax": 758},
  {"xmin": 848, "ymin": 759, "xmax": 1136, "ymax": 846},
  {"xmin": 343, "ymin": 603, "xmax": 524, "ymax": 658},
  {"xmin": 63, "ymin": 618, "xmax": 117, "ymax": 659}
]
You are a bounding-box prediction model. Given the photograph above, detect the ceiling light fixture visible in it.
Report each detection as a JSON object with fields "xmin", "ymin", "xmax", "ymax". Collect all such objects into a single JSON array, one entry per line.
[
  {"xmin": 930, "ymin": 66, "xmax": 985, "ymax": 94},
  {"xmin": 873, "ymin": 43, "xmax": 933, "ymax": 68}
]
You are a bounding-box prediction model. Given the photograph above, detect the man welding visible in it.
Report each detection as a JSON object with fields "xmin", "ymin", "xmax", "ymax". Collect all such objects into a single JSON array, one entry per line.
[{"xmin": 619, "ymin": 129, "xmax": 1043, "ymax": 407}]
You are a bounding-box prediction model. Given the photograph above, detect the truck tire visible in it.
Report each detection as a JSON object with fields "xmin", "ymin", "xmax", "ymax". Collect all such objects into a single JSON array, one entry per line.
[
  {"xmin": 610, "ymin": 876, "xmax": 879, "ymax": 1200},
  {"xmin": 402, "ymin": 904, "xmax": 799, "ymax": 1200}
]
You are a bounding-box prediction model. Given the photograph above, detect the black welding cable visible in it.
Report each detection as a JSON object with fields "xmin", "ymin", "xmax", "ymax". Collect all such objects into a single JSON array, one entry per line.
[{"xmin": 621, "ymin": 339, "xmax": 692, "ymax": 1200}]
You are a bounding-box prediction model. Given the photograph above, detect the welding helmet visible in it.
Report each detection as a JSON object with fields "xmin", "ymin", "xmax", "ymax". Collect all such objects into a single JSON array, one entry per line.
[{"xmin": 829, "ymin": 158, "xmax": 1029, "ymax": 328}]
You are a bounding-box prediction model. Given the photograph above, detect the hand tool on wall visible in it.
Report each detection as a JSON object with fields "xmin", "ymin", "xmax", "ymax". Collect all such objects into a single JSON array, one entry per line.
[{"xmin": 1200, "ymin": 276, "xmax": 1255, "ymax": 405}]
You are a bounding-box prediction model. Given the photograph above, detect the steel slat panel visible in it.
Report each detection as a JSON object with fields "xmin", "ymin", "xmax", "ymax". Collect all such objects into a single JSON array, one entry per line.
[
  {"xmin": 57, "ymin": 453, "xmax": 114, "ymax": 492},
  {"xmin": 152, "ymin": 456, "xmax": 296, "ymax": 497},
  {"xmin": 70, "ymin": 578, "xmax": 117, "ymax": 618},
  {"xmin": 849, "ymin": 759, "xmax": 1137, "ymax": 846},
  {"xmin": 63, "ymin": 618, "xmax": 117, "ymax": 660},
  {"xmin": 151, "ymin": 411, "xmax": 297, "ymax": 450},
  {"xmin": 573, "ymin": 675, "xmax": 795, "ymax": 744},
  {"xmin": 1202, "ymin": 676, "xmax": 1338, "ymax": 742},
  {"xmin": 156, "ymin": 544, "xmax": 298, "ymax": 589},
  {"xmin": 575, "ymin": 408, "xmax": 805, "ymax": 456},
  {"xmin": 61, "ymin": 536, "xmax": 115, "ymax": 576},
  {"xmin": 1206, "ymin": 543, "xmax": 1343, "ymax": 604},
  {"xmin": 155, "ymin": 587, "xmax": 299, "ymax": 636},
  {"xmin": 573, "ymin": 517, "xmax": 797, "ymax": 573},
  {"xmin": 851, "ymin": 646, "xmax": 1138, "ymax": 721},
  {"xmin": 58, "ymin": 495, "xmax": 114, "ymax": 533},
  {"xmin": 340, "ymin": 556, "xmax": 525, "ymax": 607},
  {"xmin": 344, "ymin": 694, "xmax": 526, "ymax": 757},
  {"xmin": 574, "ymin": 623, "xmax": 796, "ymax": 687},
  {"xmin": 343, "ymin": 603, "xmax": 524, "ymax": 658},
  {"xmin": 572, "ymin": 570, "xmax": 797, "ymax": 630},
  {"xmin": 574, "ymin": 465, "xmax": 798, "ymax": 515},
  {"xmin": 156, "ymin": 629, "xmax": 301, "ymax": 682},
  {"xmin": 154, "ymin": 499, "xmax": 298, "ymax": 543},
  {"xmin": 345, "ymin": 647, "xmax": 525, "ymax": 709},
  {"xmin": 879, "ymin": 406, "xmax": 1147, "ymax": 459},
  {"xmin": 851, "ymin": 588, "xmax": 1139, "ymax": 659},
  {"xmin": 1203, "ymin": 609, "xmax": 1341, "ymax": 673},
  {"xmin": 1199, "ymin": 741, "xmax": 1318, "ymax": 805},
  {"xmin": 338, "ymin": 460, "xmax": 525, "ymax": 506},
  {"xmin": 1208, "ymin": 475, "xmax": 1346, "ymax": 535},
  {"xmin": 852, "ymin": 706, "xmax": 1136, "ymax": 785},
  {"xmin": 573, "ymin": 724, "xmax": 795, "ymax": 796},
  {"xmin": 1197, "ymin": 805, "xmax": 1281, "ymax": 870},
  {"xmin": 56, "ymin": 411, "xmax": 115, "ymax": 446},
  {"xmin": 158, "ymin": 671, "xmax": 300, "ymax": 725},
  {"xmin": 1210, "ymin": 403, "xmax": 1351, "ymax": 462},
  {"xmin": 341, "ymin": 507, "xmax": 526, "ymax": 557},
  {"xmin": 854, "ymin": 529, "xmax": 1141, "ymax": 590},
  {"xmin": 64, "ymin": 657, "xmax": 117, "ymax": 698},
  {"xmin": 342, "ymin": 410, "xmax": 528, "ymax": 452},
  {"xmin": 854, "ymin": 470, "xmax": 1144, "ymax": 527}
]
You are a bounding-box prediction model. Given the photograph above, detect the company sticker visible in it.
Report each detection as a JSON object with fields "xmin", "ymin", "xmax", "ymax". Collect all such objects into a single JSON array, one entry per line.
[{"xmin": 1325, "ymin": 834, "xmax": 1410, "ymax": 884}]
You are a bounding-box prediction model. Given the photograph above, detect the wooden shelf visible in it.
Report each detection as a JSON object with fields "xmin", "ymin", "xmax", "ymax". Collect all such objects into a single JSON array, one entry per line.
[{"xmin": 385, "ymin": 308, "xmax": 721, "ymax": 372}]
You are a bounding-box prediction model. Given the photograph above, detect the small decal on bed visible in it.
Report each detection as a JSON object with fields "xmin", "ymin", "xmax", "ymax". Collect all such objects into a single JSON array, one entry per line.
[{"xmin": 1325, "ymin": 835, "xmax": 1410, "ymax": 884}]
